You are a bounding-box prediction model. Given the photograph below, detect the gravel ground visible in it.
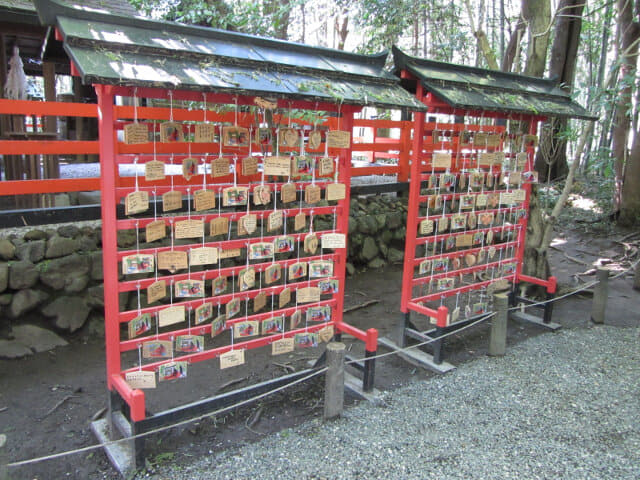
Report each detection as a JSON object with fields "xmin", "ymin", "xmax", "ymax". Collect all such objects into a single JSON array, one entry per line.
[{"xmin": 141, "ymin": 325, "xmax": 640, "ymax": 480}]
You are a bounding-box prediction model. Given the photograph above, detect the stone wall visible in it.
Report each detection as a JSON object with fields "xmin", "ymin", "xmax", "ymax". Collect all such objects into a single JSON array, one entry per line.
[{"xmin": 0, "ymin": 194, "xmax": 408, "ymax": 346}]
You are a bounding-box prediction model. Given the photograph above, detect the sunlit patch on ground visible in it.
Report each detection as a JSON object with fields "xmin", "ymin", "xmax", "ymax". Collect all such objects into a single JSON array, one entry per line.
[{"xmin": 567, "ymin": 194, "xmax": 602, "ymax": 213}]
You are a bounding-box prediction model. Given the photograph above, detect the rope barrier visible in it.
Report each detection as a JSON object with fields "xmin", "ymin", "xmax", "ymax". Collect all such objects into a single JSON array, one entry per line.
[{"xmin": 4, "ymin": 256, "xmax": 637, "ymax": 469}]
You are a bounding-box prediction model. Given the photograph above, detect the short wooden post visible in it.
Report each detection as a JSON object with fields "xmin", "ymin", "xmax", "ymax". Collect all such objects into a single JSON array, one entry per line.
[
  {"xmin": 323, "ymin": 342, "xmax": 346, "ymax": 420},
  {"xmin": 0, "ymin": 433, "xmax": 7, "ymax": 480},
  {"xmin": 591, "ymin": 267, "xmax": 609, "ymax": 324},
  {"xmin": 633, "ymin": 262, "xmax": 640, "ymax": 291},
  {"xmin": 489, "ymin": 293, "xmax": 508, "ymax": 356}
]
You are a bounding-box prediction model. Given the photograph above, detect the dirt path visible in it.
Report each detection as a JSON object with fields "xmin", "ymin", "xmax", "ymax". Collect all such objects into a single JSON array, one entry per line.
[{"xmin": 0, "ymin": 228, "xmax": 638, "ymax": 479}]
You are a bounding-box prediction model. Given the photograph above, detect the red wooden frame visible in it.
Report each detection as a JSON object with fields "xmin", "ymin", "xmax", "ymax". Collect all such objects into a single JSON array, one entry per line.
[
  {"xmin": 96, "ymin": 85, "xmax": 377, "ymax": 421},
  {"xmin": 400, "ymin": 79, "xmax": 557, "ymax": 328}
]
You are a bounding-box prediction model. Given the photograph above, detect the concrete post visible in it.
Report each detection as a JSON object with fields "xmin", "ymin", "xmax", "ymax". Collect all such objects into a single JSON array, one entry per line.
[
  {"xmin": 0, "ymin": 433, "xmax": 7, "ymax": 480},
  {"xmin": 489, "ymin": 293, "xmax": 508, "ymax": 356},
  {"xmin": 591, "ymin": 267, "xmax": 609, "ymax": 324},
  {"xmin": 323, "ymin": 342, "xmax": 346, "ymax": 420}
]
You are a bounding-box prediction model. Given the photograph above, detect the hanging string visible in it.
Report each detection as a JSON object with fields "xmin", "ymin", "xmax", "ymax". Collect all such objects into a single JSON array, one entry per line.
[
  {"xmin": 137, "ymin": 344, "xmax": 142, "ymax": 371},
  {"xmin": 168, "ymin": 91, "xmax": 174, "ymax": 122},
  {"xmin": 133, "ymin": 88, "xmax": 138, "ymax": 124}
]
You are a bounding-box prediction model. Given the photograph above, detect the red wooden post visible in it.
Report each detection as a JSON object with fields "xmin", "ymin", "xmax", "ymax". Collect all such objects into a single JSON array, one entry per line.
[{"xmin": 400, "ymin": 83, "xmax": 425, "ymax": 313}]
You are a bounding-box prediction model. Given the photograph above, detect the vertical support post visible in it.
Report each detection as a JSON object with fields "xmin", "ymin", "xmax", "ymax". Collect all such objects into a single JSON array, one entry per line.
[
  {"xmin": 132, "ymin": 422, "xmax": 146, "ymax": 470},
  {"xmin": 400, "ymin": 83, "xmax": 425, "ymax": 313},
  {"xmin": 0, "ymin": 433, "xmax": 7, "ymax": 480},
  {"xmin": 324, "ymin": 342, "xmax": 346, "ymax": 420},
  {"xmin": 633, "ymin": 262, "xmax": 640, "ymax": 291},
  {"xmin": 591, "ymin": 267, "xmax": 609, "ymax": 324},
  {"xmin": 543, "ymin": 276, "xmax": 557, "ymax": 324},
  {"xmin": 489, "ymin": 293, "xmax": 508, "ymax": 356},
  {"xmin": 396, "ymin": 312, "xmax": 410, "ymax": 348},
  {"xmin": 362, "ymin": 328, "xmax": 378, "ymax": 392},
  {"xmin": 96, "ymin": 85, "xmax": 122, "ymax": 391},
  {"xmin": 398, "ymin": 118, "xmax": 411, "ymax": 183},
  {"xmin": 333, "ymin": 107, "xmax": 356, "ymax": 326},
  {"xmin": 43, "ymin": 62, "xmax": 57, "ymax": 133},
  {"xmin": 432, "ymin": 305, "xmax": 448, "ymax": 364}
]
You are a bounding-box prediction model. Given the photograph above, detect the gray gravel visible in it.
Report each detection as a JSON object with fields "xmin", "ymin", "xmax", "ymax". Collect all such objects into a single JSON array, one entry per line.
[{"xmin": 143, "ymin": 325, "xmax": 640, "ymax": 480}]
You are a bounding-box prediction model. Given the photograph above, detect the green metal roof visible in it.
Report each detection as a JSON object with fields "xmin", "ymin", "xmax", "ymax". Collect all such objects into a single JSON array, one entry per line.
[
  {"xmin": 392, "ymin": 46, "xmax": 595, "ymax": 120},
  {"xmin": 32, "ymin": 0, "xmax": 425, "ymax": 111}
]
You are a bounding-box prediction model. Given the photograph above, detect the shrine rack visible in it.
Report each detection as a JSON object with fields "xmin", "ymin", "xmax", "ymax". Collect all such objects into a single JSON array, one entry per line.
[
  {"xmin": 97, "ymin": 84, "xmax": 379, "ymax": 468},
  {"xmin": 393, "ymin": 84, "xmax": 559, "ymax": 371}
]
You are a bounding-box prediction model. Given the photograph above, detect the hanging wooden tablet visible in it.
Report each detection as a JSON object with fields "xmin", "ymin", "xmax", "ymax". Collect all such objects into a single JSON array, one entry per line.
[
  {"xmin": 289, "ymin": 310, "xmax": 302, "ymax": 329},
  {"xmin": 297, "ymin": 286, "xmax": 321, "ymax": 304},
  {"xmin": 280, "ymin": 183, "xmax": 297, "ymax": 203},
  {"xmin": 432, "ymin": 152, "xmax": 452, "ymax": 169},
  {"xmin": 220, "ymin": 349, "xmax": 245, "ymax": 369},
  {"xmin": 264, "ymin": 264, "xmax": 282, "ymax": 285},
  {"xmin": 261, "ymin": 316, "xmax": 284, "ymax": 335},
  {"xmin": 321, "ymin": 233, "xmax": 346, "ymax": 249},
  {"xmin": 212, "ymin": 276, "xmax": 227, "ymax": 295},
  {"xmin": 419, "ymin": 219, "xmax": 434, "ymax": 235},
  {"xmin": 210, "ymin": 315, "xmax": 225, "ymax": 337},
  {"xmin": 253, "ymin": 291, "xmax": 267, "ymax": 312},
  {"xmin": 211, "ymin": 156, "xmax": 230, "ymax": 178},
  {"xmin": 175, "ymin": 219, "xmax": 204, "ymax": 239},
  {"xmin": 163, "ymin": 190, "xmax": 182, "ymax": 212},
  {"xmin": 295, "ymin": 332, "xmax": 319, "ymax": 348},
  {"xmin": 182, "ymin": 157, "xmax": 198, "ymax": 181},
  {"xmin": 242, "ymin": 156, "xmax": 259, "ymax": 176},
  {"xmin": 193, "ymin": 189, "xmax": 215, "ymax": 211},
  {"xmin": 305, "ymin": 184, "xmax": 321, "ymax": 204},
  {"xmin": 451, "ymin": 214, "xmax": 467, "ymax": 230},
  {"xmin": 249, "ymin": 241, "xmax": 274, "ymax": 260},
  {"xmin": 253, "ymin": 185, "xmax": 272, "ymax": 205},
  {"xmin": 432, "ymin": 129, "xmax": 441, "ymax": 144},
  {"xmin": 486, "ymin": 172, "xmax": 495, "ymax": 188},
  {"xmin": 267, "ymin": 211, "xmax": 284, "ymax": 232},
  {"xmin": 158, "ymin": 305, "xmax": 185, "ymax": 327},
  {"xmin": 326, "ymin": 183, "xmax": 346, "ymax": 201},
  {"xmin": 418, "ymin": 259, "xmax": 431, "ymax": 274},
  {"xmin": 473, "ymin": 132, "xmax": 488, "ymax": 147},
  {"xmin": 437, "ymin": 217, "xmax": 449, "ymax": 233},
  {"xmin": 147, "ymin": 280, "xmax": 166, "ymax": 304},
  {"xmin": 513, "ymin": 189, "xmax": 527, "ymax": 203},
  {"xmin": 122, "ymin": 254, "xmax": 154, "ymax": 275},
  {"xmin": 160, "ymin": 122, "xmax": 184, "ymax": 143},
  {"xmin": 210, "ymin": 217, "xmax": 229, "ymax": 236},
  {"xmin": 222, "ymin": 186, "xmax": 248, "ymax": 206},
  {"xmin": 318, "ymin": 325, "xmax": 334, "ymax": 343},
  {"xmin": 464, "ymin": 253, "xmax": 477, "ymax": 267},
  {"xmin": 475, "ymin": 194, "xmax": 488, "ymax": 208},
  {"xmin": 326, "ymin": 130, "xmax": 350, "ymax": 148},
  {"xmin": 176, "ymin": 335, "xmax": 204, "ymax": 353},
  {"xmin": 493, "ymin": 152, "xmax": 505, "ymax": 166},
  {"xmin": 264, "ymin": 156, "xmax": 291, "ymax": 176},
  {"xmin": 145, "ymin": 220, "xmax": 166, "ymax": 243},
  {"xmin": 516, "ymin": 152, "xmax": 528, "ymax": 169},
  {"xmin": 478, "ymin": 152, "xmax": 494, "ymax": 166},
  {"xmin": 272, "ymin": 337, "xmax": 295, "ymax": 355},
  {"xmin": 304, "ymin": 233, "xmax": 319, "ymax": 254},
  {"xmin": 318, "ymin": 157, "xmax": 334, "ymax": 176},
  {"xmin": 238, "ymin": 267, "xmax": 256, "ymax": 291},
  {"xmin": 523, "ymin": 134, "xmax": 538, "ymax": 147},
  {"xmin": 288, "ymin": 262, "xmax": 307, "ymax": 280},
  {"xmin": 194, "ymin": 123, "xmax": 215, "ymax": 143},
  {"xmin": 226, "ymin": 298, "xmax": 241, "ymax": 318},
  {"xmin": 144, "ymin": 160, "xmax": 165, "ymax": 181},
  {"xmin": 487, "ymin": 193, "xmax": 500, "ymax": 209},
  {"xmin": 157, "ymin": 250, "xmax": 188, "ymax": 273},
  {"xmin": 124, "ymin": 122, "xmax": 149, "ymax": 144},
  {"xmin": 294, "ymin": 212, "xmax": 306, "ymax": 231},
  {"xmin": 459, "ymin": 130, "xmax": 472, "ymax": 146},
  {"xmin": 190, "ymin": 246, "xmax": 218, "ymax": 266},
  {"xmin": 292, "ymin": 156, "xmax": 312, "ymax": 177},
  {"xmin": 195, "ymin": 302, "xmax": 213, "ymax": 324},
  {"xmin": 307, "ymin": 130, "xmax": 322, "ymax": 150},
  {"xmin": 238, "ymin": 214, "xmax": 257, "ymax": 236},
  {"xmin": 143, "ymin": 339, "xmax": 173, "ymax": 358},
  {"xmin": 522, "ymin": 171, "xmax": 539, "ymax": 183},
  {"xmin": 456, "ymin": 233, "xmax": 473, "ymax": 248},
  {"xmin": 222, "ymin": 126, "xmax": 249, "ymax": 147},
  {"xmin": 486, "ymin": 133, "xmax": 501, "ymax": 148},
  {"xmin": 125, "ymin": 371, "xmax": 156, "ymax": 389},
  {"xmin": 279, "ymin": 128, "xmax": 299, "ymax": 148},
  {"xmin": 219, "ymin": 248, "xmax": 241, "ymax": 259},
  {"xmin": 279, "ymin": 287, "xmax": 291, "ymax": 308},
  {"xmin": 486, "ymin": 230, "xmax": 495, "ymax": 245},
  {"xmin": 125, "ymin": 191, "xmax": 149, "ymax": 215},
  {"xmin": 467, "ymin": 213, "xmax": 477, "ymax": 229},
  {"xmin": 234, "ymin": 320, "xmax": 259, "ymax": 337},
  {"xmin": 128, "ymin": 313, "xmax": 152, "ymax": 339}
]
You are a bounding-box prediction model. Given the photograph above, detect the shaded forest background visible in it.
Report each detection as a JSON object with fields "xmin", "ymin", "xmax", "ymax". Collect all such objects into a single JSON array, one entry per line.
[{"xmin": 131, "ymin": 0, "xmax": 640, "ymax": 229}]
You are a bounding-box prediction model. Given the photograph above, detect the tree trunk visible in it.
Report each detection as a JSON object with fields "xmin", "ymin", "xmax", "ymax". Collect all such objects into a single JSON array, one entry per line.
[
  {"xmin": 502, "ymin": 15, "xmax": 526, "ymax": 72},
  {"xmin": 463, "ymin": 0, "xmax": 499, "ymax": 69},
  {"xmin": 523, "ymin": 0, "xmax": 551, "ymax": 76},
  {"xmin": 335, "ymin": 8, "xmax": 349, "ymax": 51},
  {"xmin": 534, "ymin": 0, "xmax": 584, "ymax": 180},
  {"xmin": 612, "ymin": 0, "xmax": 640, "ymax": 214}
]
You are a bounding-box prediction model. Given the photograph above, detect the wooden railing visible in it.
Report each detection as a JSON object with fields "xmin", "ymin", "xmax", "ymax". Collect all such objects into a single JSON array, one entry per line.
[{"xmin": 0, "ymin": 100, "xmax": 413, "ymax": 206}]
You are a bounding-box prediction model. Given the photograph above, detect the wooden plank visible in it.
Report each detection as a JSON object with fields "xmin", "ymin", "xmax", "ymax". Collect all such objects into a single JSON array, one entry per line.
[
  {"xmin": 377, "ymin": 336, "xmax": 456, "ymax": 374},
  {"xmin": 510, "ymin": 311, "xmax": 561, "ymax": 331},
  {"xmin": 0, "ymin": 178, "xmax": 100, "ymax": 196},
  {"xmin": 0, "ymin": 140, "xmax": 99, "ymax": 155},
  {"xmin": 0, "ymin": 99, "xmax": 98, "ymax": 117}
]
